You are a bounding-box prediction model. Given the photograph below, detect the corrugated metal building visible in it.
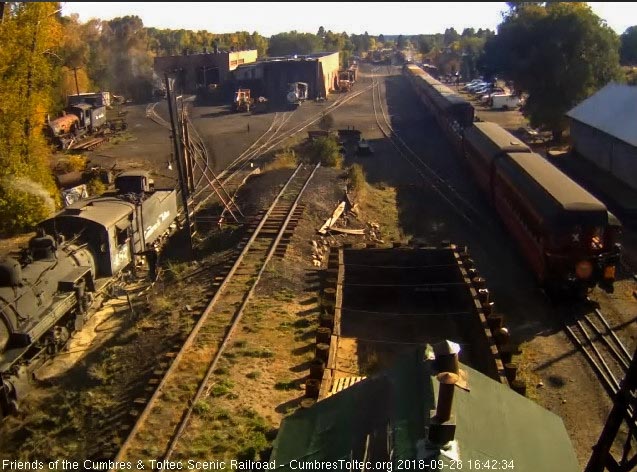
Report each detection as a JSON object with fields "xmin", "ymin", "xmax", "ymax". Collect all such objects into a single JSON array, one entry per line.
[
  {"xmin": 153, "ymin": 49, "xmax": 258, "ymax": 94},
  {"xmin": 567, "ymin": 83, "xmax": 637, "ymax": 191},
  {"xmin": 271, "ymin": 346, "xmax": 580, "ymax": 471},
  {"xmin": 233, "ymin": 51, "xmax": 340, "ymax": 103}
]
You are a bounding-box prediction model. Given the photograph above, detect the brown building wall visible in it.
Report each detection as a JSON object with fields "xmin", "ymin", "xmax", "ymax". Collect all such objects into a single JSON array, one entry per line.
[
  {"xmin": 154, "ymin": 50, "xmax": 257, "ymax": 94},
  {"xmin": 231, "ymin": 52, "xmax": 340, "ymax": 103}
]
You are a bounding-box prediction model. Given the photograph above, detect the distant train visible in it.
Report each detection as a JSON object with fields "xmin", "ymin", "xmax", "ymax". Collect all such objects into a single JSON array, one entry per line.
[
  {"xmin": 47, "ymin": 102, "xmax": 108, "ymax": 149},
  {"xmin": 403, "ymin": 63, "xmax": 621, "ymax": 296},
  {"xmin": 0, "ymin": 171, "xmax": 180, "ymax": 416}
]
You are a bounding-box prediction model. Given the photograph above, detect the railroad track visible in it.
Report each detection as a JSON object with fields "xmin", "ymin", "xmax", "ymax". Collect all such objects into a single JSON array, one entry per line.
[
  {"xmin": 145, "ymin": 102, "xmax": 171, "ymax": 129},
  {"xmin": 370, "ymin": 67, "xmax": 486, "ymax": 229},
  {"xmin": 564, "ymin": 300, "xmax": 632, "ymax": 397},
  {"xmin": 191, "ymin": 110, "xmax": 297, "ymax": 211},
  {"xmin": 112, "ymin": 162, "xmax": 320, "ymax": 467},
  {"xmin": 187, "ymin": 85, "xmax": 372, "ymax": 217}
]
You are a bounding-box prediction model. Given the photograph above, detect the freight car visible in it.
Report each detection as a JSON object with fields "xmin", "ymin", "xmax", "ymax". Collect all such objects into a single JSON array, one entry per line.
[
  {"xmin": 0, "ymin": 171, "xmax": 179, "ymax": 416},
  {"xmin": 403, "ymin": 64, "xmax": 621, "ymax": 296}
]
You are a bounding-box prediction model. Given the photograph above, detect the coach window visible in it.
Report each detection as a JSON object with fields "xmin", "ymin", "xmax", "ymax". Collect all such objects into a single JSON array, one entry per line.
[{"xmin": 115, "ymin": 221, "xmax": 130, "ymax": 246}]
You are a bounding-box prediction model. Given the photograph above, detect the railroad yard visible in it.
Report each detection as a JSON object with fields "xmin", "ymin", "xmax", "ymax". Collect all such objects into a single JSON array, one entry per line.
[{"xmin": 1, "ymin": 50, "xmax": 637, "ymax": 471}]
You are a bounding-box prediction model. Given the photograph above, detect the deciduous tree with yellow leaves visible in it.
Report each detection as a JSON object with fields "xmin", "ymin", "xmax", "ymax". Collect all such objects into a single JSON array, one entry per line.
[{"xmin": 0, "ymin": 2, "xmax": 62, "ymax": 234}]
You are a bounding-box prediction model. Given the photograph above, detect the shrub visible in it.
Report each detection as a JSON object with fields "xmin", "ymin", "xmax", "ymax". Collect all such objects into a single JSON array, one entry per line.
[
  {"xmin": 67, "ymin": 155, "xmax": 87, "ymax": 172},
  {"xmin": 87, "ymin": 177, "xmax": 106, "ymax": 196},
  {"xmin": 0, "ymin": 183, "xmax": 55, "ymax": 235},
  {"xmin": 348, "ymin": 164, "xmax": 366, "ymax": 198},
  {"xmin": 308, "ymin": 136, "xmax": 342, "ymax": 168},
  {"xmin": 265, "ymin": 147, "xmax": 297, "ymax": 171}
]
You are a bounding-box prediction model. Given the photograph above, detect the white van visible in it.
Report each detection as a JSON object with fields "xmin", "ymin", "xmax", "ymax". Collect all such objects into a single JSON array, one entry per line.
[{"xmin": 491, "ymin": 94, "xmax": 521, "ymax": 110}]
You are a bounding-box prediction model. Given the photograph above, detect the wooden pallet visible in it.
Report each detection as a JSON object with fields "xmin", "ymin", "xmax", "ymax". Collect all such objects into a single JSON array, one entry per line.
[{"xmin": 328, "ymin": 376, "xmax": 366, "ymax": 397}]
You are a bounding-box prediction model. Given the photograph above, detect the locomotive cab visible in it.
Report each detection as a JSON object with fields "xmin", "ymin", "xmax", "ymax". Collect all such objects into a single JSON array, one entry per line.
[{"xmin": 116, "ymin": 171, "xmax": 154, "ymax": 195}]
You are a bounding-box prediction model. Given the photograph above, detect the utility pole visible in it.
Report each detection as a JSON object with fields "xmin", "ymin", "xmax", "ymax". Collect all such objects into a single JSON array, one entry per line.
[
  {"xmin": 71, "ymin": 67, "xmax": 81, "ymax": 95},
  {"xmin": 585, "ymin": 346, "xmax": 637, "ymax": 472},
  {"xmin": 165, "ymin": 73, "xmax": 193, "ymax": 260}
]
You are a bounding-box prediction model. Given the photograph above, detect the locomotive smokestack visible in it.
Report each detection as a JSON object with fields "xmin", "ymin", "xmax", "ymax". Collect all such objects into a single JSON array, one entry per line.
[
  {"xmin": 434, "ymin": 372, "xmax": 458, "ymax": 422},
  {"xmin": 433, "ymin": 340, "xmax": 460, "ymax": 374},
  {"xmin": 428, "ymin": 372, "xmax": 458, "ymax": 446}
]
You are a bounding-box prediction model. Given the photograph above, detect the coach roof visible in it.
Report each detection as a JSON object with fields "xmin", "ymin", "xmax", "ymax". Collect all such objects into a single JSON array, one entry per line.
[
  {"xmin": 465, "ymin": 122, "xmax": 531, "ymax": 160},
  {"xmin": 501, "ymin": 152, "xmax": 608, "ymax": 226}
]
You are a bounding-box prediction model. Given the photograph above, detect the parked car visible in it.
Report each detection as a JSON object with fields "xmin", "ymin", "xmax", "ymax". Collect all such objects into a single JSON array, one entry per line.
[
  {"xmin": 462, "ymin": 80, "xmax": 482, "ymax": 90},
  {"xmin": 467, "ymin": 82, "xmax": 487, "ymax": 92},
  {"xmin": 479, "ymin": 87, "xmax": 507, "ymax": 103},
  {"xmin": 491, "ymin": 94, "xmax": 522, "ymax": 110},
  {"xmin": 472, "ymin": 85, "xmax": 490, "ymax": 96}
]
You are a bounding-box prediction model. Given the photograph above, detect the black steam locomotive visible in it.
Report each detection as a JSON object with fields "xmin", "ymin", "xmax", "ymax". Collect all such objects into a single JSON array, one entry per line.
[
  {"xmin": 0, "ymin": 171, "xmax": 179, "ymax": 416},
  {"xmin": 403, "ymin": 64, "xmax": 622, "ymax": 296},
  {"xmin": 47, "ymin": 102, "xmax": 108, "ymax": 149}
]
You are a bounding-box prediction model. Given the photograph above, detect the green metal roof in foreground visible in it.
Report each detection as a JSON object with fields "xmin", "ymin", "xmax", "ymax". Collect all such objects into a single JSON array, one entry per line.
[{"xmin": 270, "ymin": 347, "xmax": 579, "ymax": 471}]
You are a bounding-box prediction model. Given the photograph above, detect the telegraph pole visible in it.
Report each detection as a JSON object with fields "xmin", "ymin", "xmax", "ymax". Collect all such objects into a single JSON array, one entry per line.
[
  {"xmin": 165, "ymin": 73, "xmax": 193, "ymax": 260},
  {"xmin": 585, "ymin": 346, "xmax": 637, "ymax": 472},
  {"xmin": 71, "ymin": 67, "xmax": 81, "ymax": 95}
]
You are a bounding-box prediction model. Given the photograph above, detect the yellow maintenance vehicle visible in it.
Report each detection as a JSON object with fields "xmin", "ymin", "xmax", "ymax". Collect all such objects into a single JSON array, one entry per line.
[{"xmin": 234, "ymin": 88, "xmax": 254, "ymax": 112}]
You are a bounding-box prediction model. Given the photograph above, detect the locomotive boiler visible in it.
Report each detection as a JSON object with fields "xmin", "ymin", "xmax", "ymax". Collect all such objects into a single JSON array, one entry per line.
[{"xmin": 0, "ymin": 171, "xmax": 179, "ymax": 416}]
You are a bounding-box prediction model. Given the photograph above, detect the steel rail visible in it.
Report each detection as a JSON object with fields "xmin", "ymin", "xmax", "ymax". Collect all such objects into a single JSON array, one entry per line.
[
  {"xmin": 162, "ymin": 162, "xmax": 320, "ymax": 461},
  {"xmin": 112, "ymin": 163, "xmax": 316, "ymax": 466}
]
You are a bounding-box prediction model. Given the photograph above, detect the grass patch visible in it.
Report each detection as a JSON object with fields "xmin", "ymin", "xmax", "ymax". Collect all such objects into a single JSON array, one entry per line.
[
  {"xmin": 164, "ymin": 260, "xmax": 191, "ymax": 282},
  {"xmin": 348, "ymin": 164, "xmax": 366, "ymax": 200},
  {"xmin": 147, "ymin": 294, "xmax": 173, "ymax": 314},
  {"xmin": 274, "ymin": 379, "xmax": 297, "ymax": 391},
  {"xmin": 198, "ymin": 223, "xmax": 244, "ymax": 255},
  {"xmin": 514, "ymin": 341, "xmax": 542, "ymax": 403},
  {"xmin": 193, "ymin": 401, "xmax": 212, "ymax": 415},
  {"xmin": 240, "ymin": 348, "xmax": 274, "ymax": 359},
  {"xmin": 264, "ymin": 147, "xmax": 297, "ymax": 171},
  {"xmin": 108, "ymin": 131, "xmax": 136, "ymax": 145},
  {"xmin": 358, "ymin": 183, "xmax": 404, "ymax": 243},
  {"xmin": 279, "ymin": 321, "xmax": 293, "ymax": 330},
  {"xmin": 210, "ymin": 379, "xmax": 234, "ymax": 398}
]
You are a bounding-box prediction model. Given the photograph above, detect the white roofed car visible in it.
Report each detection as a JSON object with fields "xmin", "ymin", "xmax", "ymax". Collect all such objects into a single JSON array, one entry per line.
[
  {"xmin": 463, "ymin": 79, "xmax": 483, "ymax": 90},
  {"xmin": 467, "ymin": 82, "xmax": 488, "ymax": 93}
]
